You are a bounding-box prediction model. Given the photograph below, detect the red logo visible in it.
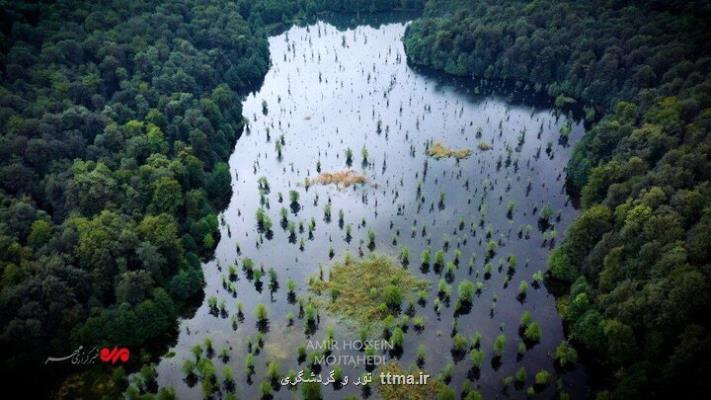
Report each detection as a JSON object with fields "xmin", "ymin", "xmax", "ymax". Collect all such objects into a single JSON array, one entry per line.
[{"xmin": 99, "ymin": 347, "xmax": 130, "ymax": 364}]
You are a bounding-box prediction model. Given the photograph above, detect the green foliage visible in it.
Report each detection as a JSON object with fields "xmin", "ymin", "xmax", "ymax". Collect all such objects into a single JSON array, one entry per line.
[
  {"xmin": 524, "ymin": 322, "xmax": 542, "ymax": 343},
  {"xmin": 437, "ymin": 386, "xmax": 456, "ymax": 400},
  {"xmin": 469, "ymin": 348, "xmax": 484, "ymax": 368},
  {"xmin": 452, "ymin": 333, "xmax": 468, "ymax": 352},
  {"xmin": 309, "ymin": 254, "xmax": 428, "ymax": 324},
  {"xmin": 434, "ymin": 249, "xmax": 446, "ymax": 267},
  {"xmin": 266, "ymin": 360, "xmax": 280, "ymax": 381},
  {"xmin": 515, "ymin": 367, "xmax": 527, "ymax": 383},
  {"xmin": 383, "ymin": 284, "xmax": 403, "ymax": 309},
  {"xmin": 301, "ymin": 381, "xmax": 322, "ymax": 400},
  {"xmin": 535, "ymin": 369, "xmax": 551, "ymax": 386},
  {"xmin": 520, "ymin": 311, "xmax": 533, "ymax": 327},
  {"xmin": 0, "ymin": 0, "xmax": 275, "ymax": 379},
  {"xmin": 2, "ymin": 0, "xmax": 710, "ymax": 398},
  {"xmin": 554, "ymin": 341, "xmax": 578, "ymax": 368},
  {"xmin": 518, "ymin": 280, "xmax": 529, "ymax": 297},
  {"xmin": 289, "ymin": 189, "xmax": 299, "ymax": 205},
  {"xmin": 406, "ymin": 16, "xmax": 711, "ymax": 394},
  {"xmin": 259, "ymin": 380, "xmax": 272, "ymax": 397},
  {"xmin": 464, "ymin": 389, "xmax": 483, "ymax": 400},
  {"xmin": 399, "ymin": 246, "xmax": 410, "ymax": 265},
  {"xmin": 416, "ymin": 344, "xmax": 427, "ymax": 362},
  {"xmin": 493, "ymin": 333, "xmax": 506, "ymax": 357},
  {"xmin": 457, "ymin": 279, "xmax": 474, "ymax": 304},
  {"xmin": 390, "ymin": 327, "xmax": 405, "ymax": 348},
  {"xmin": 420, "ymin": 247, "xmax": 431, "ymax": 265},
  {"xmin": 254, "ymin": 303, "xmax": 269, "ymax": 322}
]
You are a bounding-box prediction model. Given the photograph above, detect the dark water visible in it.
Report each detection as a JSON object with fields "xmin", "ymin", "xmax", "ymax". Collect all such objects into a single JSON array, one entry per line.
[{"xmin": 155, "ymin": 17, "xmax": 587, "ymax": 399}]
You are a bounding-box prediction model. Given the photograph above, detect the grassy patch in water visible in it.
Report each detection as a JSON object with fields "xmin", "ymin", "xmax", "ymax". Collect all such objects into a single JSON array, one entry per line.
[
  {"xmin": 377, "ymin": 362, "xmax": 445, "ymax": 400},
  {"xmin": 305, "ymin": 170, "xmax": 367, "ymax": 188},
  {"xmin": 426, "ymin": 141, "xmax": 472, "ymax": 159},
  {"xmin": 478, "ymin": 141, "xmax": 493, "ymax": 150},
  {"xmin": 309, "ymin": 254, "xmax": 428, "ymax": 325}
]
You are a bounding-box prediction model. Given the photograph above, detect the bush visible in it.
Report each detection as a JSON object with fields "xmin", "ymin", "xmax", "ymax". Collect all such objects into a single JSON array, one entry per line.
[
  {"xmin": 458, "ymin": 280, "xmax": 475, "ymax": 303},
  {"xmin": 470, "ymin": 349, "xmax": 484, "ymax": 368},
  {"xmin": 254, "ymin": 303, "xmax": 268, "ymax": 322},
  {"xmin": 453, "ymin": 333, "xmax": 468, "ymax": 352},
  {"xmin": 383, "ymin": 284, "xmax": 403, "ymax": 309},
  {"xmin": 535, "ymin": 369, "xmax": 551, "ymax": 386},
  {"xmin": 494, "ymin": 334, "xmax": 506, "ymax": 357},
  {"xmin": 555, "ymin": 341, "xmax": 578, "ymax": 368},
  {"xmin": 524, "ymin": 322, "xmax": 542, "ymax": 343}
]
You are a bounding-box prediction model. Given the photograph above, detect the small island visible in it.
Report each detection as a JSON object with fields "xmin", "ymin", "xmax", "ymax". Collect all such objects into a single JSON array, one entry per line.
[
  {"xmin": 305, "ymin": 170, "xmax": 368, "ymax": 188},
  {"xmin": 426, "ymin": 141, "xmax": 473, "ymax": 159},
  {"xmin": 309, "ymin": 254, "xmax": 428, "ymax": 325}
]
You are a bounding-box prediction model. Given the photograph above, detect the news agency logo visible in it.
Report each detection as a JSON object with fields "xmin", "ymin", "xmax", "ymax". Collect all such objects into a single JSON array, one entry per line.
[
  {"xmin": 99, "ymin": 346, "xmax": 130, "ymax": 364},
  {"xmin": 44, "ymin": 345, "xmax": 130, "ymax": 366}
]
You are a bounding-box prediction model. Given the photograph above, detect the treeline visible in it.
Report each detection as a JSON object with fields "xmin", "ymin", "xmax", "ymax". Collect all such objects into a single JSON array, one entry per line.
[
  {"xmin": 404, "ymin": 1, "xmax": 711, "ymax": 398},
  {"xmin": 0, "ymin": 0, "xmax": 266, "ymax": 394},
  {"xmin": 235, "ymin": 0, "xmax": 424, "ymax": 26}
]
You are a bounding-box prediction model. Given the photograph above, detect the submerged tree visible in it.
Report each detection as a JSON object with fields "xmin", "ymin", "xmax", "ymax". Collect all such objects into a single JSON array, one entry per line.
[
  {"xmin": 345, "ymin": 148, "xmax": 353, "ymax": 167},
  {"xmin": 494, "ymin": 334, "xmax": 506, "ymax": 357},
  {"xmin": 254, "ymin": 303, "xmax": 268, "ymax": 322}
]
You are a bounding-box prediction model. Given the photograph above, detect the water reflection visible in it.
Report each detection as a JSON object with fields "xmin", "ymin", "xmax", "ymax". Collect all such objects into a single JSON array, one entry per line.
[{"xmin": 156, "ymin": 16, "xmax": 587, "ymax": 400}]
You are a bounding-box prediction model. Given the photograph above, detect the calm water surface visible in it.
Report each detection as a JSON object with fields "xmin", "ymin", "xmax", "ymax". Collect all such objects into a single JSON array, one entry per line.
[{"xmin": 155, "ymin": 16, "xmax": 588, "ymax": 399}]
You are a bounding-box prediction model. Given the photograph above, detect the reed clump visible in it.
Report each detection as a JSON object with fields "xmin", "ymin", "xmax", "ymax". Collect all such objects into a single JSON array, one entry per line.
[
  {"xmin": 306, "ymin": 170, "xmax": 367, "ymax": 188},
  {"xmin": 426, "ymin": 141, "xmax": 472, "ymax": 160}
]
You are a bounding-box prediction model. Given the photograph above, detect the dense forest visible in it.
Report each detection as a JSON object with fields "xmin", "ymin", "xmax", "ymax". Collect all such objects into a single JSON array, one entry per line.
[
  {"xmin": 2, "ymin": 0, "xmax": 709, "ymax": 399},
  {"xmin": 404, "ymin": 0, "xmax": 711, "ymax": 398},
  {"xmin": 0, "ymin": 0, "xmax": 423, "ymax": 397}
]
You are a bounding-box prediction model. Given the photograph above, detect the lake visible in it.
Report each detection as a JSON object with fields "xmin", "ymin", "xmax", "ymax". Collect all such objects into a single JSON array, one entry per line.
[{"xmin": 155, "ymin": 14, "xmax": 588, "ymax": 400}]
